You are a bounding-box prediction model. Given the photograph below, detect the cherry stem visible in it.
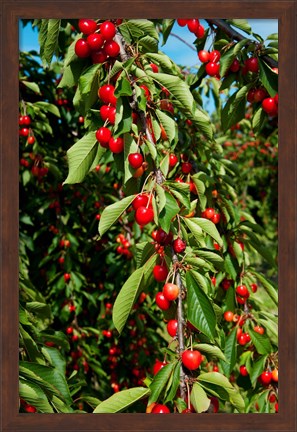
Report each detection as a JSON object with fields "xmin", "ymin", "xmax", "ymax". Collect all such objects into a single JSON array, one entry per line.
[
  {"xmin": 140, "ymin": 171, "xmax": 153, "ymax": 194},
  {"xmin": 185, "ymin": 380, "xmax": 191, "ymax": 410}
]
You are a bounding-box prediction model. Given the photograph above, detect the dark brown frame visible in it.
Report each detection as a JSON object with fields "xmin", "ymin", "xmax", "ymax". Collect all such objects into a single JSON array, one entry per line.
[{"xmin": 1, "ymin": 1, "xmax": 296, "ymax": 431}]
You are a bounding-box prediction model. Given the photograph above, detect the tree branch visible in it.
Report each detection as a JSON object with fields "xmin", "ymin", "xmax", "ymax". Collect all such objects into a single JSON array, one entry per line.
[{"xmin": 205, "ymin": 19, "xmax": 278, "ymax": 69}]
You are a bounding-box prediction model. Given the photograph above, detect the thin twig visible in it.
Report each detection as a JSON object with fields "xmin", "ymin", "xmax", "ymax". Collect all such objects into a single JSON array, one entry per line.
[{"xmin": 170, "ymin": 32, "xmax": 197, "ymax": 52}]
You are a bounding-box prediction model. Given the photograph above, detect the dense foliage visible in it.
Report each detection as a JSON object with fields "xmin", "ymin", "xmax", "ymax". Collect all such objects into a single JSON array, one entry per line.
[{"xmin": 19, "ymin": 18, "xmax": 278, "ymax": 414}]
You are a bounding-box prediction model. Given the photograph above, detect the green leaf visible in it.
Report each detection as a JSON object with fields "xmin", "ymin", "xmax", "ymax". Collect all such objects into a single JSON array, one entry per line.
[
  {"xmin": 191, "ymin": 107, "xmax": 214, "ymax": 141},
  {"xmin": 184, "ymin": 217, "xmax": 223, "ymax": 246},
  {"xmin": 63, "ymin": 33, "xmax": 82, "ymax": 67},
  {"xmin": 112, "ymin": 267, "xmax": 144, "ymax": 335},
  {"xmin": 19, "ymin": 324, "xmax": 45, "ymax": 364},
  {"xmin": 249, "ymin": 329, "xmax": 272, "ymax": 355},
  {"xmin": 221, "ymin": 85, "xmax": 252, "ymax": 132},
  {"xmin": 78, "ymin": 64, "xmax": 100, "ymax": 95},
  {"xmin": 58, "ymin": 59, "xmax": 86, "ymax": 88},
  {"xmin": 93, "ymin": 387, "xmax": 150, "ymax": 413},
  {"xmin": 250, "ymin": 355, "xmax": 267, "ymax": 386},
  {"xmin": 114, "ymin": 76, "xmax": 133, "ymax": 97},
  {"xmin": 249, "ymin": 271, "xmax": 278, "ymax": 305},
  {"xmin": 224, "ymin": 254, "xmax": 238, "ymax": 281},
  {"xmin": 160, "ymin": 153, "xmax": 169, "ymax": 177},
  {"xmin": 26, "ymin": 301, "xmax": 51, "ymax": 319},
  {"xmin": 186, "ymin": 271, "xmax": 217, "ymax": 341},
  {"xmin": 19, "ymin": 378, "xmax": 54, "ymax": 413},
  {"xmin": 39, "ymin": 19, "xmax": 61, "ymax": 66},
  {"xmin": 252, "ymin": 106, "xmax": 266, "ymax": 133},
  {"xmin": 34, "ymin": 101, "xmax": 60, "ymax": 117},
  {"xmin": 194, "ymin": 343, "xmax": 227, "ymax": 362},
  {"xmin": 139, "ymin": 35, "xmax": 158, "ymax": 53},
  {"xmin": 64, "ymin": 132, "xmax": 98, "ymax": 184},
  {"xmin": 161, "ymin": 19, "xmax": 175, "ymax": 45},
  {"xmin": 219, "ymin": 47, "xmax": 236, "ymax": 78},
  {"xmin": 99, "ymin": 195, "xmax": 135, "ymax": 237},
  {"xmin": 245, "ymin": 232, "xmax": 276, "ymax": 268},
  {"xmin": 22, "ymin": 81, "xmax": 41, "ymax": 94},
  {"xmin": 144, "ymin": 137, "xmax": 157, "ymax": 160},
  {"xmin": 190, "ymin": 382, "xmax": 210, "ymax": 413},
  {"xmin": 220, "ymin": 327, "xmax": 237, "ymax": 377},
  {"xmin": 196, "ymin": 250, "xmax": 224, "ymax": 267},
  {"xmin": 136, "ymin": 242, "xmax": 156, "ymax": 268},
  {"xmin": 182, "ymin": 217, "xmax": 204, "ymax": 245},
  {"xmin": 114, "ymin": 97, "xmax": 133, "ymax": 137},
  {"xmin": 227, "ymin": 19, "xmax": 251, "ymax": 34},
  {"xmin": 155, "ymin": 184, "xmax": 166, "ymax": 214},
  {"xmin": 164, "ymin": 361, "xmax": 181, "ymax": 403},
  {"xmin": 158, "ymin": 192, "xmax": 180, "ymax": 233},
  {"xmin": 148, "ymin": 362, "xmax": 176, "ymax": 404},
  {"xmin": 125, "ymin": 19, "xmax": 159, "ymax": 40},
  {"xmin": 123, "ymin": 134, "xmax": 138, "ymax": 183},
  {"xmin": 41, "ymin": 346, "xmax": 66, "ymax": 375},
  {"xmin": 258, "ymin": 58, "xmax": 278, "ymax": 97},
  {"xmin": 155, "ymin": 109, "xmax": 177, "ymax": 144}
]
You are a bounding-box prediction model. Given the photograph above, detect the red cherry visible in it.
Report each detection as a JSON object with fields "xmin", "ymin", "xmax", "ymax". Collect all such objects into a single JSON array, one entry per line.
[
  {"xmin": 240, "ymin": 365, "xmax": 249, "ymax": 376},
  {"xmin": 182, "ymin": 408, "xmax": 193, "ymax": 414},
  {"xmin": 139, "ymin": 84, "xmax": 150, "ymax": 100},
  {"xmin": 238, "ymin": 334, "xmax": 248, "ymax": 346},
  {"xmin": 222, "ymin": 279, "xmax": 232, "ymax": 290},
  {"xmin": 150, "ymin": 63, "xmax": 159, "ymax": 73},
  {"xmin": 100, "ymin": 105, "xmax": 111, "ymax": 121},
  {"xmin": 262, "ymin": 98, "xmax": 278, "ymax": 114},
  {"xmin": 251, "ymin": 283, "xmax": 258, "ymax": 293},
  {"xmin": 91, "ymin": 50, "xmax": 107, "ymax": 64},
  {"xmin": 64, "ymin": 273, "xmax": 71, "ymax": 282},
  {"xmin": 20, "ymin": 127, "xmax": 30, "ymax": 137},
  {"xmin": 169, "ymin": 154, "xmax": 178, "ymax": 168},
  {"xmin": 132, "ymin": 194, "xmax": 150, "ymax": 210},
  {"xmin": 245, "ymin": 57, "xmax": 259, "ymax": 73},
  {"xmin": 153, "ymin": 359, "xmax": 168, "ymax": 375},
  {"xmin": 153, "ymin": 264, "xmax": 168, "ymax": 282},
  {"xmin": 87, "ymin": 33, "xmax": 104, "ymax": 50},
  {"xmin": 167, "ymin": 319, "xmax": 178, "ymax": 337},
  {"xmin": 195, "ymin": 24, "xmax": 205, "ymax": 38},
  {"xmin": 187, "ymin": 19, "xmax": 200, "ymax": 33},
  {"xmin": 182, "ymin": 349, "xmax": 202, "ymax": 370},
  {"xmin": 269, "ymin": 393, "xmax": 276, "ymax": 403},
  {"xmin": 236, "ymin": 296, "xmax": 246, "ymax": 305},
  {"xmin": 254, "ymin": 325, "xmax": 265, "ymax": 335},
  {"xmin": 211, "ymin": 213, "xmax": 220, "ymax": 224},
  {"xmin": 75, "ymin": 39, "xmax": 91, "ymax": 58},
  {"xmin": 181, "ymin": 162, "xmax": 192, "ymax": 174},
  {"xmin": 78, "ymin": 19, "xmax": 97, "ymax": 35},
  {"xmin": 205, "ymin": 62, "xmax": 220, "ymax": 76},
  {"xmin": 27, "ymin": 136, "xmax": 35, "ymax": 145},
  {"xmin": 104, "ymin": 40, "xmax": 120, "ymax": 57},
  {"xmin": 173, "ymin": 238, "xmax": 186, "ymax": 254},
  {"xmin": 128, "ymin": 153, "xmax": 143, "ymax": 169},
  {"xmin": 260, "ymin": 370, "xmax": 272, "ymax": 386},
  {"xmin": 209, "ymin": 50, "xmax": 221, "ymax": 63},
  {"xmin": 229, "ymin": 58, "xmax": 240, "ymax": 72},
  {"xmin": 163, "ymin": 283, "xmax": 179, "ymax": 301},
  {"xmin": 236, "ymin": 284, "xmax": 249, "ymax": 297},
  {"xmin": 155, "ymin": 228, "xmax": 172, "ymax": 245},
  {"xmin": 135, "ymin": 206, "xmax": 154, "ymax": 226},
  {"xmin": 271, "ymin": 369, "xmax": 278, "ymax": 382},
  {"xmin": 22, "ymin": 115, "xmax": 31, "ymax": 125},
  {"xmin": 254, "ymin": 88, "xmax": 267, "ymax": 102},
  {"xmin": 98, "ymin": 84, "xmax": 117, "ymax": 105},
  {"xmin": 198, "ymin": 50, "xmax": 210, "ymax": 63},
  {"xmin": 204, "ymin": 207, "xmax": 215, "ymax": 219},
  {"xmin": 155, "ymin": 292, "xmax": 171, "ymax": 310},
  {"xmin": 247, "ymin": 88, "xmax": 256, "ymax": 103},
  {"xmin": 210, "ymin": 397, "xmax": 219, "ymax": 413},
  {"xmin": 223, "ymin": 311, "xmax": 234, "ymax": 322},
  {"xmin": 177, "ymin": 19, "xmax": 188, "ymax": 26},
  {"xmin": 109, "ymin": 136, "xmax": 124, "ymax": 153},
  {"xmin": 96, "ymin": 127, "xmax": 112, "ymax": 147},
  {"xmin": 151, "ymin": 404, "xmax": 170, "ymax": 413},
  {"xmin": 100, "ymin": 21, "xmax": 116, "ymax": 40},
  {"xmin": 25, "ymin": 405, "xmax": 37, "ymax": 413},
  {"xmin": 66, "ymin": 326, "xmax": 73, "ymax": 334}
]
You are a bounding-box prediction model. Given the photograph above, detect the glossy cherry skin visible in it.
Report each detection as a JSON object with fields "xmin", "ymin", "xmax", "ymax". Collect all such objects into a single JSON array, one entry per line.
[
  {"xmin": 236, "ymin": 284, "xmax": 249, "ymax": 298},
  {"xmin": 155, "ymin": 228, "xmax": 173, "ymax": 245},
  {"xmin": 173, "ymin": 238, "xmax": 186, "ymax": 254},
  {"xmin": 104, "ymin": 40, "xmax": 120, "ymax": 57},
  {"xmin": 78, "ymin": 19, "xmax": 97, "ymax": 35},
  {"xmin": 87, "ymin": 33, "xmax": 104, "ymax": 50},
  {"xmin": 132, "ymin": 194, "xmax": 150, "ymax": 210},
  {"xmin": 262, "ymin": 98, "xmax": 278, "ymax": 114},
  {"xmin": 198, "ymin": 50, "xmax": 210, "ymax": 63},
  {"xmin": 260, "ymin": 370, "xmax": 272, "ymax": 386},
  {"xmin": 100, "ymin": 21, "xmax": 116, "ymax": 40},
  {"xmin": 96, "ymin": 127, "xmax": 112, "ymax": 147},
  {"xmin": 195, "ymin": 25, "xmax": 205, "ymax": 38},
  {"xmin": 135, "ymin": 206, "xmax": 154, "ymax": 226},
  {"xmin": 91, "ymin": 50, "xmax": 107, "ymax": 64},
  {"xmin": 181, "ymin": 162, "xmax": 192, "ymax": 174},
  {"xmin": 75, "ymin": 39, "xmax": 91, "ymax": 58},
  {"xmin": 128, "ymin": 153, "xmax": 143, "ymax": 169},
  {"xmin": 229, "ymin": 58, "xmax": 240, "ymax": 72},
  {"xmin": 109, "ymin": 136, "xmax": 124, "ymax": 153},
  {"xmin": 205, "ymin": 62, "xmax": 220, "ymax": 76},
  {"xmin": 245, "ymin": 57, "xmax": 259, "ymax": 73},
  {"xmin": 155, "ymin": 292, "xmax": 171, "ymax": 310},
  {"xmin": 204, "ymin": 208, "xmax": 215, "ymax": 219},
  {"xmin": 177, "ymin": 19, "xmax": 188, "ymax": 27},
  {"xmin": 167, "ymin": 319, "xmax": 178, "ymax": 337},
  {"xmin": 153, "ymin": 264, "xmax": 168, "ymax": 282},
  {"xmin": 224, "ymin": 311, "xmax": 234, "ymax": 322},
  {"xmin": 209, "ymin": 50, "xmax": 221, "ymax": 63},
  {"xmin": 163, "ymin": 283, "xmax": 179, "ymax": 301},
  {"xmin": 98, "ymin": 84, "xmax": 117, "ymax": 105},
  {"xmin": 182, "ymin": 349, "xmax": 202, "ymax": 370},
  {"xmin": 240, "ymin": 365, "xmax": 249, "ymax": 376},
  {"xmin": 150, "ymin": 63, "xmax": 159, "ymax": 73},
  {"xmin": 151, "ymin": 404, "xmax": 170, "ymax": 413},
  {"xmin": 153, "ymin": 359, "xmax": 168, "ymax": 375},
  {"xmin": 187, "ymin": 19, "xmax": 200, "ymax": 33},
  {"xmin": 211, "ymin": 213, "xmax": 221, "ymax": 224}
]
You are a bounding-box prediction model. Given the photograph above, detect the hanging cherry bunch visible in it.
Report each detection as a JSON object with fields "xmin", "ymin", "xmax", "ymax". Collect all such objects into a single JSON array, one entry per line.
[{"xmin": 19, "ymin": 113, "xmax": 35, "ymax": 145}]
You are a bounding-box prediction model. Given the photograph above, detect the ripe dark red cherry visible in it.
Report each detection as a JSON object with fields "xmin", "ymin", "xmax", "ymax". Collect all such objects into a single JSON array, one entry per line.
[
  {"xmin": 91, "ymin": 49, "xmax": 107, "ymax": 64},
  {"xmin": 64, "ymin": 273, "xmax": 71, "ymax": 282},
  {"xmin": 78, "ymin": 19, "xmax": 97, "ymax": 35},
  {"xmin": 195, "ymin": 25, "xmax": 205, "ymax": 38},
  {"xmin": 163, "ymin": 283, "xmax": 179, "ymax": 301},
  {"xmin": 187, "ymin": 19, "xmax": 200, "ymax": 33},
  {"xmin": 240, "ymin": 365, "xmax": 249, "ymax": 376},
  {"xmin": 100, "ymin": 21, "xmax": 116, "ymax": 40},
  {"xmin": 223, "ymin": 311, "xmax": 234, "ymax": 322},
  {"xmin": 169, "ymin": 154, "xmax": 178, "ymax": 168},
  {"xmin": 155, "ymin": 228, "xmax": 173, "ymax": 245},
  {"xmin": 128, "ymin": 153, "xmax": 143, "ymax": 169},
  {"xmin": 25, "ymin": 405, "xmax": 37, "ymax": 413},
  {"xmin": 177, "ymin": 19, "xmax": 188, "ymax": 27},
  {"xmin": 27, "ymin": 136, "xmax": 35, "ymax": 145},
  {"xmin": 139, "ymin": 84, "xmax": 150, "ymax": 100},
  {"xmin": 167, "ymin": 319, "xmax": 178, "ymax": 337},
  {"xmin": 182, "ymin": 349, "xmax": 202, "ymax": 370},
  {"xmin": 153, "ymin": 264, "xmax": 168, "ymax": 282},
  {"xmin": 22, "ymin": 115, "xmax": 31, "ymax": 125},
  {"xmin": 229, "ymin": 58, "xmax": 240, "ymax": 72},
  {"xmin": 98, "ymin": 84, "xmax": 117, "ymax": 105},
  {"xmin": 262, "ymin": 98, "xmax": 278, "ymax": 114},
  {"xmin": 198, "ymin": 50, "xmax": 210, "ymax": 63},
  {"xmin": 205, "ymin": 62, "xmax": 220, "ymax": 76},
  {"xmin": 100, "ymin": 105, "xmax": 111, "ymax": 121},
  {"xmin": 96, "ymin": 127, "xmax": 112, "ymax": 147},
  {"xmin": 151, "ymin": 404, "xmax": 170, "ymax": 413},
  {"xmin": 153, "ymin": 359, "xmax": 168, "ymax": 375},
  {"xmin": 245, "ymin": 57, "xmax": 259, "ymax": 73},
  {"xmin": 86, "ymin": 33, "xmax": 104, "ymax": 50},
  {"xmin": 75, "ymin": 38, "xmax": 91, "ymax": 58},
  {"xmin": 155, "ymin": 292, "xmax": 171, "ymax": 310},
  {"xmin": 254, "ymin": 325, "xmax": 265, "ymax": 335},
  {"xmin": 173, "ymin": 238, "xmax": 186, "ymax": 254},
  {"xmin": 211, "ymin": 213, "xmax": 220, "ymax": 224},
  {"xmin": 209, "ymin": 50, "xmax": 221, "ymax": 63},
  {"xmin": 109, "ymin": 136, "xmax": 124, "ymax": 153},
  {"xmin": 135, "ymin": 206, "xmax": 154, "ymax": 226},
  {"xmin": 260, "ymin": 370, "xmax": 272, "ymax": 386},
  {"xmin": 104, "ymin": 40, "xmax": 120, "ymax": 57},
  {"xmin": 204, "ymin": 208, "xmax": 215, "ymax": 219},
  {"xmin": 181, "ymin": 162, "xmax": 192, "ymax": 174},
  {"xmin": 236, "ymin": 284, "xmax": 249, "ymax": 298},
  {"xmin": 132, "ymin": 194, "xmax": 150, "ymax": 210},
  {"xmin": 251, "ymin": 283, "xmax": 258, "ymax": 293},
  {"xmin": 150, "ymin": 63, "xmax": 159, "ymax": 73},
  {"xmin": 254, "ymin": 88, "xmax": 267, "ymax": 102},
  {"xmin": 247, "ymin": 88, "xmax": 256, "ymax": 103}
]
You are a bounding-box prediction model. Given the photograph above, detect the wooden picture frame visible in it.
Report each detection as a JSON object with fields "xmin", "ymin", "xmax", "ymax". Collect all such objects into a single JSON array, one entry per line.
[{"xmin": 1, "ymin": 1, "xmax": 296, "ymax": 431}]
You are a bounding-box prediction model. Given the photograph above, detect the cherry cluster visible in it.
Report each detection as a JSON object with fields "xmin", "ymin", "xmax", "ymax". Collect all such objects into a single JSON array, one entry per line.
[
  {"xmin": 116, "ymin": 233, "xmax": 132, "ymax": 259},
  {"xmin": 19, "ymin": 114, "xmax": 35, "ymax": 145},
  {"xmin": 75, "ymin": 19, "xmax": 121, "ymax": 63},
  {"xmin": 177, "ymin": 18, "xmax": 205, "ymax": 39},
  {"xmin": 198, "ymin": 49, "xmax": 221, "ymax": 77},
  {"xmin": 201, "ymin": 207, "xmax": 221, "ymax": 224}
]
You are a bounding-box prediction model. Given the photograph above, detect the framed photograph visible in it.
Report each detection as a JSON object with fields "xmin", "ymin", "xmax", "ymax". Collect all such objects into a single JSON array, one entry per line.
[{"xmin": 1, "ymin": 1, "xmax": 296, "ymax": 431}]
